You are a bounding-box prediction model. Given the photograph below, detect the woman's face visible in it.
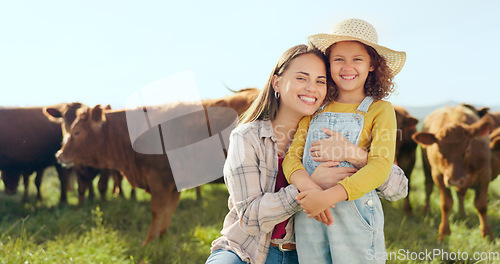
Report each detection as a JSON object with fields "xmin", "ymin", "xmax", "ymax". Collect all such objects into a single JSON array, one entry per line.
[{"xmin": 273, "ymin": 53, "xmax": 327, "ymax": 118}]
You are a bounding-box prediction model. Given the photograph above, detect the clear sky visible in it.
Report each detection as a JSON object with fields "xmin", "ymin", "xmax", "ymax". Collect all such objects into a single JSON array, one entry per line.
[{"xmin": 1, "ymin": 0, "xmax": 499, "ymax": 109}]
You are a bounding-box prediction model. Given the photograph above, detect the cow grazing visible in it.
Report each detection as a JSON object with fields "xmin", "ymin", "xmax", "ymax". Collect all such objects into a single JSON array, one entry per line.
[
  {"xmin": 43, "ymin": 103, "xmax": 132, "ymax": 206},
  {"xmin": 412, "ymin": 106, "xmax": 493, "ymax": 241},
  {"xmin": 54, "ymin": 88, "xmax": 260, "ymax": 245},
  {"xmin": 0, "ymin": 106, "xmax": 71, "ymax": 203},
  {"xmin": 393, "ymin": 106, "xmax": 419, "ymax": 215}
]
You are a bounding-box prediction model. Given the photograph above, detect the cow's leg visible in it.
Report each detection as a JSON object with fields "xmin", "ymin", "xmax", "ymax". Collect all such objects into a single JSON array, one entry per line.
[
  {"xmin": 97, "ymin": 170, "xmax": 110, "ymax": 201},
  {"xmin": 111, "ymin": 171, "xmax": 124, "ymax": 197},
  {"xmin": 143, "ymin": 191, "xmax": 169, "ymax": 245},
  {"xmin": 474, "ymin": 183, "xmax": 493, "ymax": 240},
  {"xmin": 3, "ymin": 170, "xmax": 21, "ymax": 195},
  {"xmin": 437, "ymin": 185, "xmax": 453, "ymax": 241},
  {"xmin": 22, "ymin": 172, "xmax": 31, "ymax": 200},
  {"xmin": 34, "ymin": 169, "xmax": 45, "ymax": 201},
  {"xmin": 130, "ymin": 188, "xmax": 137, "ymax": 200},
  {"xmin": 196, "ymin": 186, "xmax": 202, "ymax": 201},
  {"xmin": 457, "ymin": 188, "xmax": 467, "ymax": 218},
  {"xmin": 55, "ymin": 164, "xmax": 70, "ymax": 204},
  {"xmin": 159, "ymin": 187, "xmax": 181, "ymax": 237},
  {"xmin": 76, "ymin": 171, "xmax": 88, "ymax": 207},
  {"xmin": 403, "ymin": 196, "xmax": 412, "ymax": 216},
  {"xmin": 422, "ymin": 149, "xmax": 433, "ymax": 215},
  {"xmin": 399, "ymin": 149, "xmax": 416, "ymax": 216}
]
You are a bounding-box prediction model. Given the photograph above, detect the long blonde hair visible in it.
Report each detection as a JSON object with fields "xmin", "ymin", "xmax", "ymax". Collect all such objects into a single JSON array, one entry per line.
[{"xmin": 239, "ymin": 44, "xmax": 330, "ymax": 124}]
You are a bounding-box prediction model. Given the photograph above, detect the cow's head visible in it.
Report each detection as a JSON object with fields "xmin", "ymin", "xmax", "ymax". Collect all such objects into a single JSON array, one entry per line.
[
  {"xmin": 412, "ymin": 114, "xmax": 492, "ymax": 188},
  {"xmin": 43, "ymin": 102, "xmax": 87, "ymax": 134},
  {"xmin": 56, "ymin": 105, "xmax": 108, "ymax": 168}
]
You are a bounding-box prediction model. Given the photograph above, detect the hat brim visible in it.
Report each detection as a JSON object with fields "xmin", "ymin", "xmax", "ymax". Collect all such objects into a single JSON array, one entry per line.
[{"xmin": 308, "ymin": 34, "xmax": 406, "ymax": 76}]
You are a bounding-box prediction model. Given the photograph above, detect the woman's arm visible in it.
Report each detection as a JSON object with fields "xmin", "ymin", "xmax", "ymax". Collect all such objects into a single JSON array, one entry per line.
[{"xmin": 224, "ymin": 130, "xmax": 301, "ymax": 236}]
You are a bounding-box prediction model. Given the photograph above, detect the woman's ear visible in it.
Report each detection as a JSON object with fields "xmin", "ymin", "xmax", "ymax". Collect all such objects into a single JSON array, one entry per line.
[
  {"xmin": 272, "ymin": 75, "xmax": 280, "ymax": 93},
  {"xmin": 369, "ymin": 65, "xmax": 374, "ymax": 72}
]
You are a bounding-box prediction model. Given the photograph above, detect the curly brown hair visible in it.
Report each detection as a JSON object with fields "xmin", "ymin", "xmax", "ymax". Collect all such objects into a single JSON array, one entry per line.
[{"xmin": 325, "ymin": 41, "xmax": 395, "ymax": 101}]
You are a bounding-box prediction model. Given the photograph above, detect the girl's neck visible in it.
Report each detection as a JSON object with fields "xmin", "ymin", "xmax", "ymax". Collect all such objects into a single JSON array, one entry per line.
[
  {"xmin": 271, "ymin": 110, "xmax": 303, "ymax": 156},
  {"xmin": 335, "ymin": 91, "xmax": 366, "ymax": 104}
]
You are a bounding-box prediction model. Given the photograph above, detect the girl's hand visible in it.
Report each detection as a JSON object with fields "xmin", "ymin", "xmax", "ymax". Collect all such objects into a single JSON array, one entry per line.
[
  {"xmin": 310, "ymin": 161, "xmax": 357, "ymax": 189},
  {"xmin": 313, "ymin": 208, "xmax": 335, "ymax": 226},
  {"xmin": 310, "ymin": 127, "xmax": 368, "ymax": 169},
  {"xmin": 296, "ymin": 189, "xmax": 332, "ymax": 218},
  {"xmin": 309, "ymin": 128, "xmax": 354, "ymax": 162}
]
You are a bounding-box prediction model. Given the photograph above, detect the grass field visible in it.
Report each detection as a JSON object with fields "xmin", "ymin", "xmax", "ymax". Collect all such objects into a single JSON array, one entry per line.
[{"xmin": 1, "ymin": 148, "xmax": 499, "ymax": 263}]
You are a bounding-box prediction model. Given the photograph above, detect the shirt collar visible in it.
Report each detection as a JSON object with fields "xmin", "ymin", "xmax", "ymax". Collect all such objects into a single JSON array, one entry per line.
[{"xmin": 258, "ymin": 120, "xmax": 275, "ymax": 140}]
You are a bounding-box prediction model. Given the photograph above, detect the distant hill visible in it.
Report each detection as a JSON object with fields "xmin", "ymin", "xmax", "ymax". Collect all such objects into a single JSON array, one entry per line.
[{"xmin": 400, "ymin": 101, "xmax": 500, "ymax": 121}]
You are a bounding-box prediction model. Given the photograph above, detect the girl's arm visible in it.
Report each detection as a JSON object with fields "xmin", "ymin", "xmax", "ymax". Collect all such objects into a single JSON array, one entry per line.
[
  {"xmin": 337, "ymin": 102, "xmax": 397, "ymax": 201},
  {"xmin": 224, "ymin": 130, "xmax": 301, "ymax": 235}
]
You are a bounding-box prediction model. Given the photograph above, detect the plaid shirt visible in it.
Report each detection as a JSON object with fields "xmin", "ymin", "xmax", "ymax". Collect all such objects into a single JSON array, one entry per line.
[{"xmin": 210, "ymin": 120, "xmax": 301, "ymax": 264}]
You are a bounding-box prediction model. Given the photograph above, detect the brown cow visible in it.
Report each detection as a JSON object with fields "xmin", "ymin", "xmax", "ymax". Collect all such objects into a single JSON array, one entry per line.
[
  {"xmin": 459, "ymin": 103, "xmax": 500, "ymax": 181},
  {"xmin": 0, "ymin": 106, "xmax": 71, "ymax": 203},
  {"xmin": 489, "ymin": 127, "xmax": 500, "ymax": 180},
  {"xmin": 55, "ymin": 88, "xmax": 260, "ymax": 245},
  {"xmin": 394, "ymin": 106, "xmax": 419, "ymax": 215},
  {"xmin": 412, "ymin": 106, "xmax": 493, "ymax": 241},
  {"xmin": 43, "ymin": 103, "xmax": 134, "ymax": 206},
  {"xmin": 461, "ymin": 103, "xmax": 500, "ymax": 128}
]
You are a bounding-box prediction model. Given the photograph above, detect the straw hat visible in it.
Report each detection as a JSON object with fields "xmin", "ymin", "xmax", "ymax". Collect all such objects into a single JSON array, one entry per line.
[{"xmin": 308, "ymin": 18, "xmax": 406, "ymax": 76}]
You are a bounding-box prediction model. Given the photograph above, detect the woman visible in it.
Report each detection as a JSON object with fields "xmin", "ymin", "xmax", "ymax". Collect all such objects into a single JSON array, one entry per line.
[{"xmin": 206, "ymin": 44, "xmax": 405, "ymax": 264}]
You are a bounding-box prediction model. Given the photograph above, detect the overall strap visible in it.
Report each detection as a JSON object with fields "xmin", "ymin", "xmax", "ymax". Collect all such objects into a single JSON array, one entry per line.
[{"xmin": 356, "ymin": 96, "xmax": 374, "ymax": 114}]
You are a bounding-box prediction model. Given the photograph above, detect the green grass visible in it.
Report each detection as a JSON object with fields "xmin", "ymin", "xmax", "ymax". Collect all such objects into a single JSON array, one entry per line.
[{"xmin": 1, "ymin": 150, "xmax": 500, "ymax": 263}]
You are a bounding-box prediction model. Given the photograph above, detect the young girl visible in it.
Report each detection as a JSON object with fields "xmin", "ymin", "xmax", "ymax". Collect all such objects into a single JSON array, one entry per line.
[{"xmin": 283, "ymin": 18, "xmax": 406, "ymax": 263}]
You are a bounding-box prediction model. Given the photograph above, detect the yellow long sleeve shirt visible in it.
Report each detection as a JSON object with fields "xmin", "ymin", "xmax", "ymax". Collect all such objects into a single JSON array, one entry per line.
[{"xmin": 283, "ymin": 99, "xmax": 397, "ymax": 201}]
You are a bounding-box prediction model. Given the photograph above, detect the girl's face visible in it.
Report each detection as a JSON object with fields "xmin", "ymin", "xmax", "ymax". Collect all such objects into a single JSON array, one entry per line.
[
  {"xmin": 329, "ymin": 41, "xmax": 374, "ymax": 102},
  {"xmin": 273, "ymin": 53, "xmax": 327, "ymax": 118}
]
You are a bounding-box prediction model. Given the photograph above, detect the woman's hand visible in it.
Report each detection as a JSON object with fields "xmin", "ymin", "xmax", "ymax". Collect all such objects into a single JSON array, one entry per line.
[
  {"xmin": 309, "ymin": 128, "xmax": 368, "ymax": 168},
  {"xmin": 310, "ymin": 161, "xmax": 358, "ymax": 189}
]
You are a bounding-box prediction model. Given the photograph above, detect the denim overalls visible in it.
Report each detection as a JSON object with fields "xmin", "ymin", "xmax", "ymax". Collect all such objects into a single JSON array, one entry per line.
[{"xmin": 294, "ymin": 96, "xmax": 386, "ymax": 264}]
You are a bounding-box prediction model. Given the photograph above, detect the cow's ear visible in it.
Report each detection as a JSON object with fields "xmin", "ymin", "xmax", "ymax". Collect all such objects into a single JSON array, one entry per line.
[
  {"xmin": 90, "ymin": 105, "xmax": 106, "ymax": 129},
  {"xmin": 104, "ymin": 104, "xmax": 112, "ymax": 110},
  {"xmin": 408, "ymin": 117, "xmax": 419, "ymax": 130},
  {"xmin": 469, "ymin": 114, "xmax": 493, "ymax": 137},
  {"xmin": 43, "ymin": 107, "xmax": 64, "ymax": 123},
  {"xmin": 491, "ymin": 137, "xmax": 500, "ymax": 150},
  {"xmin": 477, "ymin": 107, "xmax": 490, "ymax": 118},
  {"xmin": 412, "ymin": 132, "xmax": 437, "ymax": 146}
]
